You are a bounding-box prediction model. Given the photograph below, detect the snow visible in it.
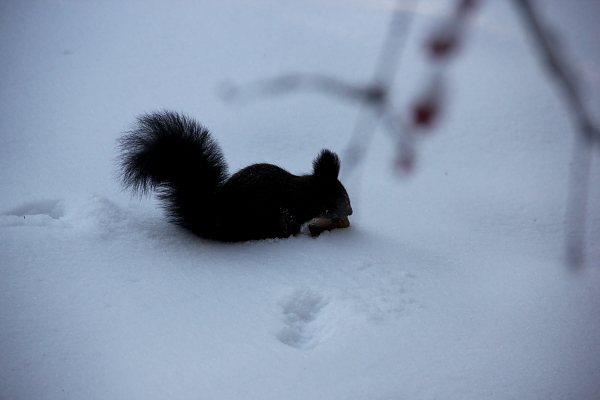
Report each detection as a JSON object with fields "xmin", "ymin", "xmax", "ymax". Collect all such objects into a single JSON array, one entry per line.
[{"xmin": 1, "ymin": 0, "xmax": 599, "ymax": 399}]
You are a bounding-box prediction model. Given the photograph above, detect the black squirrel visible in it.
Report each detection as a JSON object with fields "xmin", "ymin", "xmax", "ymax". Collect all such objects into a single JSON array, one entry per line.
[{"xmin": 117, "ymin": 110, "xmax": 353, "ymax": 242}]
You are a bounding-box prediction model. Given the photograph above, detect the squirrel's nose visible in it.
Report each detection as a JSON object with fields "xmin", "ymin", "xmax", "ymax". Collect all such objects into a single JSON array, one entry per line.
[{"xmin": 341, "ymin": 199, "xmax": 353, "ymax": 216}]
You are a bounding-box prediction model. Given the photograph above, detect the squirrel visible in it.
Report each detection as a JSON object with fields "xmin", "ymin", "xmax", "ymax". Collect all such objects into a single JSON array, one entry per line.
[{"xmin": 117, "ymin": 110, "xmax": 353, "ymax": 242}]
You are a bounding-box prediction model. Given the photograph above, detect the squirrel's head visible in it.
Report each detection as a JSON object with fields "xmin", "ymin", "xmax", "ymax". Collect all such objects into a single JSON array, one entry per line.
[{"xmin": 311, "ymin": 149, "xmax": 353, "ymax": 219}]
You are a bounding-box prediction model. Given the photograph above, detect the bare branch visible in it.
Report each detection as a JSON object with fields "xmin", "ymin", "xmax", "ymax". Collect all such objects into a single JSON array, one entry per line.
[
  {"xmin": 341, "ymin": 1, "xmax": 417, "ymax": 178},
  {"xmin": 219, "ymin": 73, "xmax": 386, "ymax": 107},
  {"xmin": 512, "ymin": 0, "xmax": 600, "ymax": 144},
  {"xmin": 512, "ymin": 0, "xmax": 599, "ymax": 269},
  {"xmin": 565, "ymin": 141, "xmax": 593, "ymax": 270}
]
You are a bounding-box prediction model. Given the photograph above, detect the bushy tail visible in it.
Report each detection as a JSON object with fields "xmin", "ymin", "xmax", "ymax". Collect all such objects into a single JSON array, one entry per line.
[{"xmin": 117, "ymin": 110, "xmax": 228, "ymax": 233}]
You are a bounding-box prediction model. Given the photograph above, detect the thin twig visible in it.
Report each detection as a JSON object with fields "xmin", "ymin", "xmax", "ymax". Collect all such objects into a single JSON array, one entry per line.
[
  {"xmin": 219, "ymin": 73, "xmax": 384, "ymax": 106},
  {"xmin": 565, "ymin": 140, "xmax": 593, "ymax": 269},
  {"xmin": 512, "ymin": 0, "xmax": 599, "ymax": 144},
  {"xmin": 512, "ymin": 0, "xmax": 598, "ymax": 269},
  {"xmin": 342, "ymin": 1, "xmax": 418, "ymax": 178}
]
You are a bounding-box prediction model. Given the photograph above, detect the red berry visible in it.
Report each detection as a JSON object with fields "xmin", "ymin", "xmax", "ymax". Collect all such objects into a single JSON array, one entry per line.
[
  {"xmin": 413, "ymin": 101, "xmax": 439, "ymax": 127},
  {"xmin": 428, "ymin": 35, "xmax": 458, "ymax": 58}
]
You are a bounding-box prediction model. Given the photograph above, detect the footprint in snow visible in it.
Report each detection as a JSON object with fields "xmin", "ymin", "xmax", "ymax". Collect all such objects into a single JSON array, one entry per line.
[{"xmin": 276, "ymin": 289, "xmax": 329, "ymax": 350}]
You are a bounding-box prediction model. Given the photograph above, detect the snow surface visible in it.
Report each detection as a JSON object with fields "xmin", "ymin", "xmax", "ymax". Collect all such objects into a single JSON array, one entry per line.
[{"xmin": 1, "ymin": 0, "xmax": 600, "ymax": 399}]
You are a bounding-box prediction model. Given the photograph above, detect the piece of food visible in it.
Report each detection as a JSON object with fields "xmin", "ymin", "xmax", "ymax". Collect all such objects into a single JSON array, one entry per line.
[{"xmin": 307, "ymin": 216, "xmax": 350, "ymax": 236}]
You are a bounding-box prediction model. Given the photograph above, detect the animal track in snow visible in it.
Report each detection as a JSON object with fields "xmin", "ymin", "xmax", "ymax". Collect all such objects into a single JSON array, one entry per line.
[
  {"xmin": 276, "ymin": 289, "xmax": 329, "ymax": 350},
  {"xmin": 275, "ymin": 263, "xmax": 419, "ymax": 349}
]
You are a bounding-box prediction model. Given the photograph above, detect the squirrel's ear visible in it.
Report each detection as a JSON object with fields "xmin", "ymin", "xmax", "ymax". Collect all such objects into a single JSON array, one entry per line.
[{"xmin": 313, "ymin": 149, "xmax": 340, "ymax": 180}]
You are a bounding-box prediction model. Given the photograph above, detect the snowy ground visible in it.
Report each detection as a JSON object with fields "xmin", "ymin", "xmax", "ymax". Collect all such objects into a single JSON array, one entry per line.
[{"xmin": 1, "ymin": 1, "xmax": 599, "ymax": 399}]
